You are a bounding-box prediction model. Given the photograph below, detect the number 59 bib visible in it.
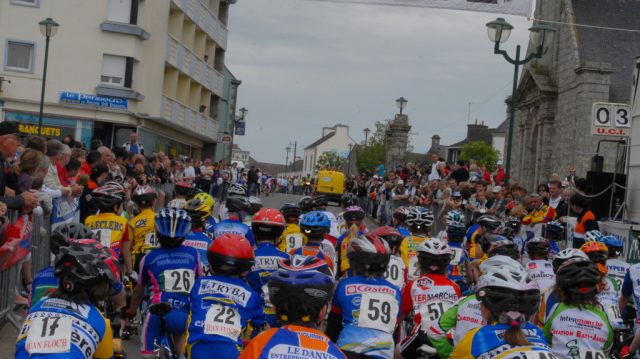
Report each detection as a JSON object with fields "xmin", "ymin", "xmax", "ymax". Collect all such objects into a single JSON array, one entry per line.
[{"xmin": 358, "ymin": 292, "xmax": 399, "ymax": 333}]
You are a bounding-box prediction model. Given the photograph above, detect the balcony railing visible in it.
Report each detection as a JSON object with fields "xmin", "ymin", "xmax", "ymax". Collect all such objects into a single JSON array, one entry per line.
[
  {"xmin": 165, "ymin": 34, "xmax": 224, "ymax": 96},
  {"xmin": 161, "ymin": 96, "xmax": 217, "ymax": 141},
  {"xmin": 172, "ymin": 0, "xmax": 228, "ymax": 50}
]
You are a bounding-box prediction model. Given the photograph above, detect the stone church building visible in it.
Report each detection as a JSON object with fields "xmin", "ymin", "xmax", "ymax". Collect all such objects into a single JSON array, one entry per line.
[{"xmin": 510, "ymin": 0, "xmax": 640, "ymax": 190}]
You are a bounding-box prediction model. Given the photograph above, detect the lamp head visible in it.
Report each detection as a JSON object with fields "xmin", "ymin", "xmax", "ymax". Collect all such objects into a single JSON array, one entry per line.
[{"xmin": 486, "ymin": 17, "xmax": 513, "ymax": 44}]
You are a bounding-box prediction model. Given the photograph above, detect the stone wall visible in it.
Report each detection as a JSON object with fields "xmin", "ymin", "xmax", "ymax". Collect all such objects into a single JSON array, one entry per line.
[{"xmin": 385, "ymin": 114, "xmax": 411, "ymax": 171}]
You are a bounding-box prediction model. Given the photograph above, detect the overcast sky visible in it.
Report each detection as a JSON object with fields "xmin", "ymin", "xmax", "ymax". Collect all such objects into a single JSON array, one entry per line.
[{"xmin": 227, "ymin": 0, "xmax": 532, "ymax": 163}]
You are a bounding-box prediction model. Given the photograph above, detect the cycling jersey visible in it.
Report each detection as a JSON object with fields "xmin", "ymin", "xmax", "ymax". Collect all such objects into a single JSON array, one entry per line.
[
  {"xmin": 187, "ymin": 275, "xmax": 265, "ymax": 356},
  {"xmin": 465, "ymin": 224, "xmax": 481, "ymax": 259},
  {"xmin": 428, "ymin": 294, "xmax": 484, "ymax": 358},
  {"xmin": 330, "ymin": 276, "xmax": 401, "ymax": 359},
  {"xmin": 606, "ymin": 257, "xmax": 629, "ymax": 291},
  {"xmin": 212, "ymin": 219, "xmax": 255, "ymax": 246},
  {"xmin": 85, "ymin": 213, "xmax": 129, "ymax": 258},
  {"xmin": 400, "ymin": 234, "xmax": 430, "ymax": 280},
  {"xmin": 239, "ymin": 325, "xmax": 346, "ymax": 359},
  {"xmin": 16, "ymin": 298, "xmax": 113, "ymax": 359},
  {"xmin": 277, "ymin": 223, "xmax": 306, "ymax": 253},
  {"xmin": 383, "ymin": 254, "xmax": 407, "ymax": 291},
  {"xmin": 622, "ymin": 263, "xmax": 640, "ymax": 327},
  {"xmin": 597, "ymin": 276, "xmax": 623, "ymax": 329},
  {"xmin": 542, "ymin": 302, "xmax": 613, "ymax": 359},
  {"xmin": 337, "ymin": 230, "xmax": 365, "ymax": 275},
  {"xmin": 204, "ymin": 216, "xmax": 218, "ymax": 234},
  {"xmin": 401, "ymin": 274, "xmax": 461, "ymax": 331},
  {"xmin": 128, "ymin": 208, "xmax": 157, "ymax": 256},
  {"xmin": 450, "ymin": 323, "xmax": 552, "ymax": 359},
  {"xmin": 290, "ymin": 242, "xmax": 335, "ymax": 276},
  {"xmin": 447, "ymin": 242, "xmax": 470, "ymax": 294},
  {"xmin": 245, "ymin": 242, "xmax": 289, "ymax": 328},
  {"xmin": 184, "ymin": 230, "xmax": 213, "ymax": 274},
  {"xmin": 526, "ymin": 259, "xmax": 555, "ymax": 293},
  {"xmin": 321, "ymin": 210, "xmax": 341, "ymax": 239},
  {"xmin": 396, "ymin": 226, "xmax": 410, "ymax": 238}
]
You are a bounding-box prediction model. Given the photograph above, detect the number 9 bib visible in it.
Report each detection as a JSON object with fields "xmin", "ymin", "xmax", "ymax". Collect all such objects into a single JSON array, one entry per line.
[{"xmin": 358, "ymin": 292, "xmax": 399, "ymax": 333}]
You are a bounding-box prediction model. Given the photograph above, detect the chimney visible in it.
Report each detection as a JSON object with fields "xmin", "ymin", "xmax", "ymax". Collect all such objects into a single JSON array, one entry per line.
[
  {"xmin": 322, "ymin": 127, "xmax": 333, "ymax": 137},
  {"xmin": 431, "ymin": 134, "xmax": 440, "ymax": 149}
]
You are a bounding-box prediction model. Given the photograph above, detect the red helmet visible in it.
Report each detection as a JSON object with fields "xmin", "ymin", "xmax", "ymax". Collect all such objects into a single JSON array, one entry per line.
[
  {"xmin": 252, "ymin": 208, "xmax": 286, "ymax": 239},
  {"xmin": 370, "ymin": 225, "xmax": 403, "ymax": 249},
  {"xmin": 207, "ymin": 234, "xmax": 254, "ymax": 274},
  {"xmin": 347, "ymin": 233, "xmax": 391, "ymax": 271}
]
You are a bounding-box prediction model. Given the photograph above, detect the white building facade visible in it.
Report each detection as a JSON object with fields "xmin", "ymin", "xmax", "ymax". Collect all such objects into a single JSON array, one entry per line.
[
  {"xmin": 0, "ymin": 0, "xmax": 234, "ymax": 158},
  {"xmin": 302, "ymin": 124, "xmax": 357, "ymax": 176}
]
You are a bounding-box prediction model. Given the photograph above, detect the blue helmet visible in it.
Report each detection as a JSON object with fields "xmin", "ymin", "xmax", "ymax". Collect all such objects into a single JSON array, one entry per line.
[
  {"xmin": 300, "ymin": 211, "xmax": 331, "ymax": 238},
  {"xmin": 544, "ymin": 221, "xmax": 564, "ymax": 239},
  {"xmin": 268, "ymin": 265, "xmax": 335, "ymax": 320},
  {"xmin": 446, "ymin": 210, "xmax": 465, "ymax": 225},
  {"xmin": 599, "ymin": 235, "xmax": 624, "ymax": 257},
  {"xmin": 446, "ymin": 222, "xmax": 467, "ymax": 243},
  {"xmin": 155, "ymin": 208, "xmax": 192, "ymax": 246}
]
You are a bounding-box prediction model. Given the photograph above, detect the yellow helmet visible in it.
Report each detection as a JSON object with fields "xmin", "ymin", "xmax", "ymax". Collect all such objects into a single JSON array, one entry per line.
[
  {"xmin": 185, "ymin": 198, "xmax": 213, "ymax": 222},
  {"xmin": 193, "ymin": 192, "xmax": 215, "ymax": 208}
]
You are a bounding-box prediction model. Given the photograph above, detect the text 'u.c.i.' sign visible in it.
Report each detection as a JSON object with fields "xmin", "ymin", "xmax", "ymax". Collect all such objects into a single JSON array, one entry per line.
[
  {"xmin": 59, "ymin": 91, "xmax": 128, "ymax": 109},
  {"xmin": 591, "ymin": 102, "xmax": 631, "ymax": 137}
]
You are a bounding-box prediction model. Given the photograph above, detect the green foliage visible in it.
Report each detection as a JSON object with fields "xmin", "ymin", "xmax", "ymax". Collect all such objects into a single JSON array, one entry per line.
[
  {"xmin": 459, "ymin": 141, "xmax": 501, "ymax": 172},
  {"xmin": 357, "ymin": 120, "xmax": 388, "ymax": 173},
  {"xmin": 314, "ymin": 150, "xmax": 346, "ymax": 171}
]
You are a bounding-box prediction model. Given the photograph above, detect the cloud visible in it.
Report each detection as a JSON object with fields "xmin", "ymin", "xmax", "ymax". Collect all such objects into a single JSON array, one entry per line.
[{"xmin": 227, "ymin": 0, "xmax": 531, "ymax": 163}]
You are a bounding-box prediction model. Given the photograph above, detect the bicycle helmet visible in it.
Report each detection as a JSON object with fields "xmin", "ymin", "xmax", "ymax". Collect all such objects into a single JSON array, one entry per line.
[
  {"xmin": 227, "ymin": 183, "xmax": 247, "ymax": 197},
  {"xmin": 476, "ymin": 261, "xmax": 540, "ymax": 320},
  {"xmin": 581, "ymin": 241, "xmax": 609, "ymax": 274},
  {"xmin": 417, "ymin": 238, "xmax": 452, "ymax": 274},
  {"xmin": 280, "ymin": 203, "xmax": 302, "ymax": 219},
  {"xmin": 544, "ymin": 221, "xmax": 564, "ymax": 240},
  {"xmin": 185, "ymin": 197, "xmax": 213, "ymax": 224},
  {"xmin": 91, "ymin": 181, "xmax": 125, "ymax": 208},
  {"xmin": 479, "ymin": 254, "xmax": 524, "ymax": 274},
  {"xmin": 392, "ymin": 206, "xmax": 409, "ymax": 222},
  {"xmin": 446, "ymin": 210, "xmax": 465, "ymax": 225},
  {"xmin": 247, "ymin": 196, "xmax": 263, "ymax": 215},
  {"xmin": 155, "ymin": 207, "xmax": 192, "ymax": 246},
  {"xmin": 477, "ymin": 215, "xmax": 502, "ymax": 231},
  {"xmin": 300, "ymin": 211, "xmax": 330, "ymax": 238},
  {"xmin": 526, "ymin": 237, "xmax": 551, "ymax": 259},
  {"xmin": 551, "ymin": 248, "xmax": 589, "ymax": 273},
  {"xmin": 555, "ymin": 257, "xmax": 601, "ymax": 295},
  {"xmin": 226, "ymin": 195, "xmax": 252, "ymax": 213},
  {"xmin": 251, "ymin": 208, "xmax": 286, "ymax": 238},
  {"xmin": 584, "ymin": 230, "xmax": 604, "ymax": 243},
  {"xmin": 343, "ymin": 205, "xmax": 365, "ymax": 222},
  {"xmin": 311, "ymin": 194, "xmax": 328, "ymax": 208},
  {"xmin": 279, "ymin": 255, "xmax": 333, "ymax": 277},
  {"xmin": 347, "ymin": 233, "xmax": 391, "ymax": 271},
  {"xmin": 370, "ymin": 225, "xmax": 403, "ymax": 250},
  {"xmin": 478, "ymin": 234, "xmax": 508, "ymax": 256},
  {"xmin": 132, "ymin": 185, "xmax": 157, "ymax": 207},
  {"xmin": 446, "ymin": 222, "xmax": 467, "ymax": 243},
  {"xmin": 341, "ymin": 193, "xmax": 358, "ymax": 208},
  {"xmin": 487, "ymin": 240, "xmax": 520, "ymax": 260},
  {"xmin": 600, "ymin": 235, "xmax": 624, "ymax": 257},
  {"xmin": 268, "ymin": 266, "xmax": 335, "ymax": 317},
  {"xmin": 207, "ymin": 234, "xmax": 254, "ymax": 275},
  {"xmin": 298, "ymin": 196, "xmax": 314, "ymax": 213},
  {"xmin": 193, "ymin": 192, "xmax": 215, "ymax": 208},
  {"xmin": 50, "ymin": 223, "xmax": 96, "ymax": 255},
  {"xmin": 405, "ymin": 206, "xmax": 434, "ymax": 229},
  {"xmin": 175, "ymin": 182, "xmax": 193, "ymax": 196},
  {"xmin": 55, "ymin": 239, "xmax": 118, "ymax": 294}
]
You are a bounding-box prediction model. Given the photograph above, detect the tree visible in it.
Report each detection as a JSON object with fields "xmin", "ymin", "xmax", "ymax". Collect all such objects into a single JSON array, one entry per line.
[
  {"xmin": 459, "ymin": 141, "xmax": 501, "ymax": 172},
  {"xmin": 357, "ymin": 120, "xmax": 389, "ymax": 173},
  {"xmin": 314, "ymin": 150, "xmax": 346, "ymax": 171}
]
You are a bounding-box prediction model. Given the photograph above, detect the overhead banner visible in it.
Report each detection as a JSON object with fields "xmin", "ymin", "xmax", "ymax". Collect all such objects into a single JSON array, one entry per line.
[{"xmin": 328, "ymin": 0, "xmax": 532, "ymax": 16}]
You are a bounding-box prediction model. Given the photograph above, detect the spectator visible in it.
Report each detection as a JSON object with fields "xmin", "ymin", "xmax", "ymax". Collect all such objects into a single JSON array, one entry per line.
[
  {"xmin": 199, "ymin": 159, "xmax": 214, "ymax": 193},
  {"xmin": 450, "ymin": 160, "xmax": 470, "ymax": 183},
  {"xmin": 44, "ymin": 140, "xmax": 82, "ymax": 198},
  {"xmin": 24, "ymin": 135, "xmax": 47, "ymax": 154},
  {"xmin": 493, "ymin": 161, "xmax": 505, "ymax": 186},
  {"xmin": 123, "ymin": 131, "xmax": 144, "ymax": 155},
  {"xmin": 391, "ymin": 179, "xmax": 410, "ymax": 210},
  {"xmin": 62, "ymin": 134, "xmax": 75, "ymax": 148},
  {"xmin": 90, "ymin": 138, "xmax": 103, "ymax": 151},
  {"xmin": 570, "ymin": 194, "xmax": 598, "ymax": 248},
  {"xmin": 565, "ymin": 165, "xmax": 577, "ymax": 185},
  {"xmin": 247, "ymin": 165, "xmax": 259, "ymax": 196},
  {"xmin": 8, "ymin": 148, "xmax": 44, "ymax": 194},
  {"xmin": 183, "ymin": 158, "xmax": 196, "ymax": 183},
  {"xmin": 82, "ymin": 150, "xmax": 101, "ymax": 175}
]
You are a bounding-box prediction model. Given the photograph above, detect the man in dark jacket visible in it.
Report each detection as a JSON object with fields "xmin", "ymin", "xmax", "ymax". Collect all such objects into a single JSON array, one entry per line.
[{"xmin": 449, "ymin": 160, "xmax": 470, "ymax": 184}]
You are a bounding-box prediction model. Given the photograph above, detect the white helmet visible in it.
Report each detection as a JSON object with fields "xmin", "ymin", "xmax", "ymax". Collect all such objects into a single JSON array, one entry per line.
[
  {"xmin": 445, "ymin": 210, "xmax": 465, "ymax": 225},
  {"xmin": 584, "ymin": 230, "xmax": 604, "ymax": 243},
  {"xmin": 477, "ymin": 262, "xmax": 536, "ymax": 291},
  {"xmin": 417, "ymin": 238, "xmax": 451, "ymax": 256},
  {"xmin": 227, "ymin": 183, "xmax": 247, "ymax": 197},
  {"xmin": 552, "ymin": 248, "xmax": 589, "ymax": 273},
  {"xmin": 479, "ymin": 254, "xmax": 523, "ymax": 274},
  {"xmin": 406, "ymin": 206, "xmax": 435, "ymax": 228}
]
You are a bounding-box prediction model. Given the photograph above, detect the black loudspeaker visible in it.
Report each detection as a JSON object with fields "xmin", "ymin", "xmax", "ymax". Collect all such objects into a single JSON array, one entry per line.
[
  {"xmin": 585, "ymin": 171, "xmax": 626, "ymax": 220},
  {"xmin": 590, "ymin": 155, "xmax": 604, "ymax": 172}
]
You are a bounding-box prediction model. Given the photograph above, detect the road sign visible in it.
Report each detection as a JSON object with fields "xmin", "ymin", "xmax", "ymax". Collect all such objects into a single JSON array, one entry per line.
[
  {"xmin": 591, "ymin": 102, "xmax": 631, "ymax": 137},
  {"xmin": 221, "ymin": 135, "xmax": 232, "ymax": 144}
]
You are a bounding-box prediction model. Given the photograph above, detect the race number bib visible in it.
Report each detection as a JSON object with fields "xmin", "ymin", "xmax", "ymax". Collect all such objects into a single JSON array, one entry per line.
[
  {"xmin": 383, "ymin": 260, "xmax": 403, "ymax": 289},
  {"xmin": 163, "ymin": 269, "xmax": 195, "ymax": 293},
  {"xmin": 93, "ymin": 229, "xmax": 113, "ymax": 248},
  {"xmin": 497, "ymin": 351, "xmax": 559, "ymax": 359},
  {"xmin": 26, "ymin": 316, "xmax": 73, "ymax": 354},
  {"xmin": 285, "ymin": 233, "xmax": 304, "ymax": 252},
  {"xmin": 418, "ymin": 300, "xmax": 453, "ymax": 330},
  {"xmin": 144, "ymin": 232, "xmax": 159, "ymax": 249},
  {"xmin": 409, "ymin": 256, "xmax": 420, "ymax": 280},
  {"xmin": 450, "ymin": 247, "xmax": 464, "ymax": 266},
  {"xmin": 358, "ymin": 292, "xmax": 399, "ymax": 333},
  {"xmin": 204, "ymin": 304, "xmax": 242, "ymax": 340},
  {"xmin": 578, "ymin": 349, "xmax": 606, "ymax": 359}
]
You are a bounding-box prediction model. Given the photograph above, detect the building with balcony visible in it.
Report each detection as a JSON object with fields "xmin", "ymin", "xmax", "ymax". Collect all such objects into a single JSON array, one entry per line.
[{"xmin": 0, "ymin": 0, "xmax": 235, "ymax": 158}]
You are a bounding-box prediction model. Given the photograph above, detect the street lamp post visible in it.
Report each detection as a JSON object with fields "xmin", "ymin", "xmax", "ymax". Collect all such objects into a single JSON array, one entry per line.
[
  {"xmin": 285, "ymin": 145, "xmax": 291, "ymax": 178},
  {"xmin": 363, "ymin": 127, "xmax": 371, "ymax": 146},
  {"xmin": 486, "ymin": 18, "xmax": 555, "ymax": 186},
  {"xmin": 347, "ymin": 143, "xmax": 353, "ymax": 176},
  {"xmin": 37, "ymin": 17, "xmax": 59, "ymax": 134},
  {"xmin": 228, "ymin": 106, "xmax": 247, "ymax": 165},
  {"xmin": 396, "ymin": 97, "xmax": 408, "ymax": 116}
]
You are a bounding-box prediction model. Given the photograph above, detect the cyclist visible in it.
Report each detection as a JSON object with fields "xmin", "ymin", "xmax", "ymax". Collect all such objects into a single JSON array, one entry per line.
[
  {"xmin": 246, "ymin": 208, "xmax": 289, "ymax": 328},
  {"xmin": 465, "ymin": 214, "xmax": 502, "ymax": 260},
  {"xmin": 169, "ymin": 182, "xmax": 196, "ymax": 209},
  {"xmin": 450, "ymin": 258, "xmax": 550, "ymax": 358},
  {"xmin": 621, "ymin": 238, "xmax": 640, "ymax": 348},
  {"xmin": 311, "ymin": 194, "xmax": 340, "ymax": 238},
  {"xmin": 192, "ymin": 192, "xmax": 217, "ymax": 233},
  {"xmin": 486, "ymin": 239, "xmax": 521, "ymax": 261},
  {"xmin": 218, "ymin": 183, "xmax": 247, "ymax": 220},
  {"xmin": 290, "ymin": 211, "xmax": 336, "ymax": 276},
  {"xmin": 371, "ymin": 225, "xmax": 407, "ymax": 291},
  {"xmin": 336, "ymin": 193, "xmax": 359, "ymax": 233},
  {"xmin": 184, "ymin": 197, "xmax": 214, "ymax": 274},
  {"xmin": 401, "ymin": 206, "xmax": 434, "ymax": 281},
  {"xmin": 541, "ymin": 220, "xmax": 563, "ymax": 256},
  {"xmin": 428, "ymin": 255, "xmax": 523, "ymax": 358},
  {"xmin": 326, "ymin": 233, "xmax": 400, "ymax": 359},
  {"xmin": 391, "ymin": 206, "xmax": 411, "ymax": 238},
  {"xmin": 85, "ymin": 181, "xmax": 133, "ymax": 277},
  {"xmin": 525, "ymin": 237, "xmax": 556, "ymax": 293},
  {"xmin": 238, "ymin": 258, "xmax": 344, "ymax": 359},
  {"xmin": 337, "ymin": 205, "xmax": 367, "ymax": 276},
  {"xmin": 212, "ymin": 194, "xmax": 256, "ymax": 246},
  {"xmin": 244, "ymin": 196, "xmax": 263, "ymax": 226},
  {"xmin": 297, "ymin": 196, "xmax": 314, "ymax": 214},
  {"xmin": 128, "ymin": 185, "xmax": 158, "ymax": 271},
  {"xmin": 16, "ymin": 239, "xmax": 119, "ymax": 359},
  {"xmin": 127, "ymin": 207, "xmax": 202, "ymax": 359},
  {"xmin": 400, "ymin": 238, "xmax": 461, "ymax": 359},
  {"xmin": 277, "ymin": 203, "xmax": 305, "ymax": 253},
  {"xmin": 438, "ymin": 209, "xmax": 465, "ymax": 240},
  {"xmin": 600, "ymin": 235, "xmax": 628, "ymax": 291},
  {"xmin": 581, "ymin": 240, "xmax": 623, "ymax": 329},
  {"xmin": 444, "ymin": 221, "xmax": 470, "ymax": 294},
  {"xmin": 543, "ymin": 257, "xmax": 613, "ymax": 358},
  {"xmin": 186, "ymin": 234, "xmax": 265, "ymax": 358}
]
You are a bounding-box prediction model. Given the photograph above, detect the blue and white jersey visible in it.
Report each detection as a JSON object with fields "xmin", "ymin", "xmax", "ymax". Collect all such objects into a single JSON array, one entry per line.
[
  {"xmin": 447, "ymin": 242, "xmax": 470, "ymax": 294},
  {"xmin": 212, "ymin": 219, "xmax": 255, "ymax": 246},
  {"xmin": 396, "ymin": 226, "xmax": 410, "ymax": 238},
  {"xmin": 330, "ymin": 276, "xmax": 402, "ymax": 359},
  {"xmin": 451, "ymin": 323, "xmax": 551, "ymax": 359},
  {"xmin": 204, "ymin": 216, "xmax": 218, "ymax": 234},
  {"xmin": 607, "ymin": 257, "xmax": 630, "ymax": 291},
  {"xmin": 183, "ymin": 230, "xmax": 213, "ymax": 274}
]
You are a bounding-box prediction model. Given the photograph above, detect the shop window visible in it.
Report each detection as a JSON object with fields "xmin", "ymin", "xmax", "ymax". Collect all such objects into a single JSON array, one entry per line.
[
  {"xmin": 11, "ymin": 0, "xmax": 39, "ymax": 7},
  {"xmin": 5, "ymin": 40, "xmax": 35, "ymax": 73},
  {"xmin": 101, "ymin": 54, "xmax": 133, "ymax": 88},
  {"xmin": 107, "ymin": 0, "xmax": 139, "ymax": 25}
]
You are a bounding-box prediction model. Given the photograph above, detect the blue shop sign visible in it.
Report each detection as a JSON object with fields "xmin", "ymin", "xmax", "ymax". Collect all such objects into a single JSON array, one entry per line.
[{"xmin": 59, "ymin": 91, "xmax": 128, "ymax": 109}]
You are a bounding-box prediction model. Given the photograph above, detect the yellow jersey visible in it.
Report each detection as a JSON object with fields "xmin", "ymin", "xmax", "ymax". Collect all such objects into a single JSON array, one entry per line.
[
  {"xmin": 400, "ymin": 234, "xmax": 430, "ymax": 280},
  {"xmin": 277, "ymin": 223, "xmax": 306, "ymax": 253},
  {"xmin": 85, "ymin": 212, "xmax": 129, "ymax": 257},
  {"xmin": 128, "ymin": 208, "xmax": 157, "ymax": 255}
]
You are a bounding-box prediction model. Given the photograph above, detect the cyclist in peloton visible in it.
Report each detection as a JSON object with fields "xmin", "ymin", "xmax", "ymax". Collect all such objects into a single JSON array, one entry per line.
[
  {"xmin": 450, "ymin": 258, "xmax": 551, "ymax": 358},
  {"xmin": 238, "ymin": 258, "xmax": 345, "ymax": 359},
  {"xmin": 192, "ymin": 192, "xmax": 217, "ymax": 233},
  {"xmin": 186, "ymin": 234, "xmax": 265, "ymax": 359},
  {"xmin": 600, "ymin": 235, "xmax": 628, "ymax": 292},
  {"xmin": 391, "ymin": 206, "xmax": 411, "ymax": 238},
  {"xmin": 581, "ymin": 240, "xmax": 623, "ymax": 329},
  {"xmin": 128, "ymin": 185, "xmax": 158, "ymax": 272},
  {"xmin": 212, "ymin": 184, "xmax": 256, "ymax": 246},
  {"xmin": 277, "ymin": 203, "xmax": 305, "ymax": 253},
  {"xmin": 400, "ymin": 206, "xmax": 434, "ymax": 281},
  {"xmin": 370, "ymin": 225, "xmax": 407, "ymax": 291},
  {"xmin": 183, "ymin": 197, "xmax": 214, "ymax": 274},
  {"xmin": 311, "ymin": 194, "xmax": 341, "ymax": 239},
  {"xmin": 290, "ymin": 211, "xmax": 336, "ymax": 276},
  {"xmin": 400, "ymin": 238, "xmax": 461, "ymax": 359},
  {"xmin": 336, "ymin": 193, "xmax": 359, "ymax": 234},
  {"xmin": 16, "ymin": 239, "xmax": 120, "ymax": 359},
  {"xmin": 244, "ymin": 196, "xmax": 263, "ymax": 226},
  {"xmin": 246, "ymin": 208, "xmax": 289, "ymax": 328},
  {"xmin": 127, "ymin": 208, "xmax": 202, "ymax": 359},
  {"xmin": 437, "ymin": 209, "xmax": 465, "ymax": 240},
  {"xmin": 524, "ymin": 237, "xmax": 556, "ymax": 293},
  {"xmin": 621, "ymin": 235, "xmax": 640, "ymax": 353},
  {"xmin": 443, "ymin": 220, "xmax": 470, "ymax": 294},
  {"xmin": 326, "ymin": 233, "xmax": 400, "ymax": 359},
  {"xmin": 465, "ymin": 214, "xmax": 502, "ymax": 260},
  {"xmin": 337, "ymin": 205, "xmax": 367, "ymax": 276}
]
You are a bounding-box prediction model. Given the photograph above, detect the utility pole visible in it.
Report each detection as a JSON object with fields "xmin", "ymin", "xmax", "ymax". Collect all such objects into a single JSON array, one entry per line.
[{"xmin": 292, "ymin": 141, "xmax": 297, "ymax": 176}]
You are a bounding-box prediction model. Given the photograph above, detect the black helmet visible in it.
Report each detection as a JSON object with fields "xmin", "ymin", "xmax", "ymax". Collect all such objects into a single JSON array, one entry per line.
[
  {"xmin": 51, "ymin": 223, "xmax": 96, "ymax": 255},
  {"xmin": 298, "ymin": 196, "xmax": 314, "ymax": 213},
  {"xmin": 91, "ymin": 181, "xmax": 125, "ymax": 208},
  {"xmin": 54, "ymin": 240, "xmax": 119, "ymax": 293},
  {"xmin": 555, "ymin": 257, "xmax": 601, "ymax": 295},
  {"xmin": 226, "ymin": 196, "xmax": 252, "ymax": 213},
  {"xmin": 487, "ymin": 240, "xmax": 520, "ymax": 261},
  {"xmin": 341, "ymin": 193, "xmax": 358, "ymax": 208},
  {"xmin": 477, "ymin": 215, "xmax": 502, "ymax": 231},
  {"xmin": 311, "ymin": 194, "xmax": 328, "ymax": 208},
  {"xmin": 526, "ymin": 237, "xmax": 551, "ymax": 259},
  {"xmin": 280, "ymin": 203, "xmax": 302, "ymax": 219}
]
